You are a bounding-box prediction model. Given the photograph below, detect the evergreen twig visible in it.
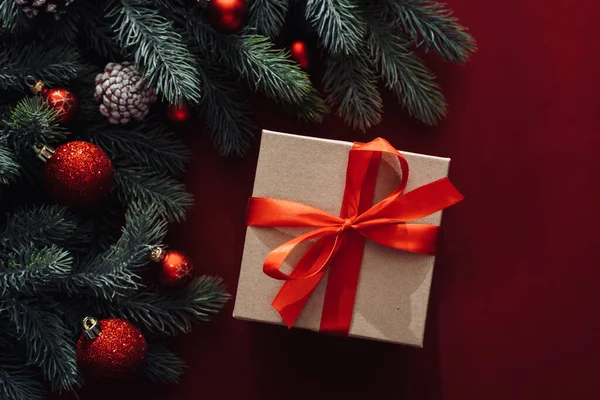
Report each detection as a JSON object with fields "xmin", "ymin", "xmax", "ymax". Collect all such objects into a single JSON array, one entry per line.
[
  {"xmin": 366, "ymin": 18, "xmax": 446, "ymax": 125},
  {"xmin": 323, "ymin": 50, "xmax": 383, "ymax": 131},
  {"xmin": 108, "ymin": 0, "xmax": 202, "ymax": 104},
  {"xmin": 383, "ymin": 0, "xmax": 476, "ymax": 63},
  {"xmin": 114, "ymin": 167, "xmax": 193, "ymax": 222},
  {"xmin": 306, "ymin": 0, "xmax": 365, "ymax": 55},
  {"xmin": 101, "ymin": 276, "xmax": 230, "ymax": 336},
  {"xmin": 82, "ymin": 119, "xmax": 190, "ymax": 176},
  {"xmin": 196, "ymin": 63, "xmax": 254, "ymax": 156},
  {"xmin": 0, "ymin": 145, "xmax": 20, "ymax": 184},
  {"xmin": 187, "ymin": 16, "xmax": 312, "ymax": 106},
  {"xmin": 144, "ymin": 342, "xmax": 186, "ymax": 384},
  {"xmin": 0, "ymin": 205, "xmax": 84, "ymax": 253},
  {"xmin": 248, "ymin": 0, "xmax": 289, "ymax": 38},
  {"xmin": 0, "ymin": 246, "xmax": 73, "ymax": 297},
  {"xmin": 0, "ymin": 0, "xmax": 31, "ymax": 34},
  {"xmin": 1, "ymin": 96, "xmax": 67, "ymax": 154},
  {"xmin": 0, "ymin": 352, "xmax": 45, "ymax": 400},
  {"xmin": 0, "ymin": 42, "xmax": 83, "ymax": 91},
  {"xmin": 2, "ymin": 301, "xmax": 82, "ymax": 392},
  {"xmin": 81, "ymin": 201, "xmax": 167, "ymax": 274},
  {"xmin": 77, "ymin": 0, "xmax": 122, "ymax": 62}
]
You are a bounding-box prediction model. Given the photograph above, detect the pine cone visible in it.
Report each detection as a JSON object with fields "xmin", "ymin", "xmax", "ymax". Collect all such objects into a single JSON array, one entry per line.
[
  {"xmin": 94, "ymin": 62, "xmax": 157, "ymax": 125},
  {"xmin": 14, "ymin": 0, "xmax": 74, "ymax": 19}
]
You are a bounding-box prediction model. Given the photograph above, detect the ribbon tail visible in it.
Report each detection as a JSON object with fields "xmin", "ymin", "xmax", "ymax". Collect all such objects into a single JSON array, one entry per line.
[
  {"xmin": 272, "ymin": 238, "xmax": 335, "ymax": 328},
  {"xmin": 263, "ymin": 226, "xmax": 340, "ymax": 281}
]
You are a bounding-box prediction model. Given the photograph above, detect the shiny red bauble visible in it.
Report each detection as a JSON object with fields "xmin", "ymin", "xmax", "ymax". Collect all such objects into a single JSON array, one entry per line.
[
  {"xmin": 290, "ymin": 40, "xmax": 311, "ymax": 69},
  {"xmin": 207, "ymin": 0, "xmax": 248, "ymax": 34},
  {"xmin": 43, "ymin": 141, "xmax": 114, "ymax": 208},
  {"xmin": 159, "ymin": 250, "xmax": 194, "ymax": 287},
  {"xmin": 152, "ymin": 248, "xmax": 194, "ymax": 287},
  {"xmin": 44, "ymin": 87, "xmax": 80, "ymax": 123},
  {"xmin": 76, "ymin": 318, "xmax": 147, "ymax": 380},
  {"xmin": 166, "ymin": 102, "xmax": 191, "ymax": 123}
]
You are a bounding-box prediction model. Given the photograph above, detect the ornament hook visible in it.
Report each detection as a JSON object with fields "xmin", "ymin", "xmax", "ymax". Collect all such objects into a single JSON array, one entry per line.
[
  {"xmin": 30, "ymin": 80, "xmax": 46, "ymax": 95},
  {"xmin": 82, "ymin": 316, "xmax": 102, "ymax": 339},
  {"xmin": 32, "ymin": 143, "xmax": 55, "ymax": 162},
  {"xmin": 150, "ymin": 246, "xmax": 165, "ymax": 263}
]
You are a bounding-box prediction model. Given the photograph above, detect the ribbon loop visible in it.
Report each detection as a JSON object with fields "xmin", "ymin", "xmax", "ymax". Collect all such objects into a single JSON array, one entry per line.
[{"xmin": 247, "ymin": 137, "xmax": 464, "ymax": 333}]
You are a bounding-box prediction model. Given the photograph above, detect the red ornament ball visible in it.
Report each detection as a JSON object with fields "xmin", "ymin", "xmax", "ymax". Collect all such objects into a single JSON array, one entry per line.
[
  {"xmin": 31, "ymin": 80, "xmax": 79, "ymax": 123},
  {"xmin": 76, "ymin": 318, "xmax": 147, "ymax": 380},
  {"xmin": 166, "ymin": 102, "xmax": 191, "ymax": 123},
  {"xmin": 290, "ymin": 40, "xmax": 311, "ymax": 69},
  {"xmin": 207, "ymin": 0, "xmax": 248, "ymax": 34},
  {"xmin": 151, "ymin": 247, "xmax": 194, "ymax": 287},
  {"xmin": 43, "ymin": 141, "xmax": 114, "ymax": 208}
]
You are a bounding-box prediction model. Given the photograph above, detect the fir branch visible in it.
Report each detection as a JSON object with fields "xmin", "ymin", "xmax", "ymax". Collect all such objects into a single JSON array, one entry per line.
[
  {"xmin": 0, "ymin": 144, "xmax": 20, "ymax": 184},
  {"xmin": 1, "ymin": 96, "xmax": 67, "ymax": 154},
  {"xmin": 186, "ymin": 16, "xmax": 312, "ymax": 106},
  {"xmin": 323, "ymin": 50, "xmax": 382, "ymax": 131},
  {"xmin": 35, "ymin": 6, "xmax": 80, "ymax": 44},
  {"xmin": 102, "ymin": 276, "xmax": 229, "ymax": 336},
  {"xmin": 383, "ymin": 0, "xmax": 476, "ymax": 63},
  {"xmin": 0, "ymin": 0, "xmax": 32, "ymax": 34},
  {"xmin": 0, "ymin": 42, "xmax": 84, "ymax": 91},
  {"xmin": 80, "ymin": 198, "xmax": 123, "ymax": 253},
  {"xmin": 82, "ymin": 119, "xmax": 190, "ymax": 176},
  {"xmin": 0, "ymin": 0, "xmax": 19, "ymax": 32},
  {"xmin": 305, "ymin": 0, "xmax": 365, "ymax": 55},
  {"xmin": 66, "ymin": 268, "xmax": 139, "ymax": 300},
  {"xmin": 151, "ymin": 0, "xmax": 186, "ymax": 11},
  {"xmin": 108, "ymin": 0, "xmax": 202, "ymax": 104},
  {"xmin": 196, "ymin": 63, "xmax": 254, "ymax": 156},
  {"xmin": 3, "ymin": 301, "xmax": 81, "ymax": 392},
  {"xmin": 81, "ymin": 201, "xmax": 167, "ymax": 274},
  {"xmin": 77, "ymin": 0, "xmax": 122, "ymax": 62},
  {"xmin": 366, "ymin": 21, "xmax": 446, "ymax": 124},
  {"xmin": 0, "ymin": 354, "xmax": 45, "ymax": 400},
  {"xmin": 0, "ymin": 246, "xmax": 73, "ymax": 297},
  {"xmin": 249, "ymin": 0, "xmax": 289, "ymax": 38},
  {"xmin": 293, "ymin": 87, "xmax": 330, "ymax": 124},
  {"xmin": 0, "ymin": 205, "xmax": 83, "ymax": 252},
  {"xmin": 114, "ymin": 166, "xmax": 193, "ymax": 222},
  {"xmin": 144, "ymin": 342, "xmax": 186, "ymax": 384}
]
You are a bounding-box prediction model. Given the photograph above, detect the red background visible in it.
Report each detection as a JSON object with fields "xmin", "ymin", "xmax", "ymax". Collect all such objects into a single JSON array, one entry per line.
[{"xmin": 62, "ymin": 1, "xmax": 600, "ymax": 399}]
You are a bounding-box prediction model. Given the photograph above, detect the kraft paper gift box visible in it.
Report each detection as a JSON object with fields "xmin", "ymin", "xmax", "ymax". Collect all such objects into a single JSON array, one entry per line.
[{"xmin": 233, "ymin": 130, "xmax": 457, "ymax": 347}]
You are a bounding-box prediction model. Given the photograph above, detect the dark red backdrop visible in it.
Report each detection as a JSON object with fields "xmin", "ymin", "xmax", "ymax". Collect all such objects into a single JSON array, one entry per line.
[{"xmin": 61, "ymin": 1, "xmax": 600, "ymax": 399}]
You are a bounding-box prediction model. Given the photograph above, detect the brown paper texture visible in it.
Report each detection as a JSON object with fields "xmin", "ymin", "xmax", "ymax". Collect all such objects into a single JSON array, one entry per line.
[{"xmin": 233, "ymin": 130, "xmax": 451, "ymax": 346}]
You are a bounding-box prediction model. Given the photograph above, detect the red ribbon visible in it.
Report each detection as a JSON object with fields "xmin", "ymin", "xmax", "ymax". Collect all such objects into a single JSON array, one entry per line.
[{"xmin": 247, "ymin": 138, "xmax": 464, "ymax": 335}]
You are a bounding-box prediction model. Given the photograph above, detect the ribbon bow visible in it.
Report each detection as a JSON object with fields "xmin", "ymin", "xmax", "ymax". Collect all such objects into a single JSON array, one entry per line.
[{"xmin": 247, "ymin": 138, "xmax": 464, "ymax": 335}]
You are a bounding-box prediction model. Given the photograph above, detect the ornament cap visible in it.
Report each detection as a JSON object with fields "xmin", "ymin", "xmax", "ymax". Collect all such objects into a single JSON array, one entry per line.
[
  {"xmin": 30, "ymin": 80, "xmax": 46, "ymax": 95},
  {"xmin": 150, "ymin": 246, "xmax": 165, "ymax": 263},
  {"xmin": 82, "ymin": 316, "xmax": 102, "ymax": 339},
  {"xmin": 33, "ymin": 143, "xmax": 55, "ymax": 162}
]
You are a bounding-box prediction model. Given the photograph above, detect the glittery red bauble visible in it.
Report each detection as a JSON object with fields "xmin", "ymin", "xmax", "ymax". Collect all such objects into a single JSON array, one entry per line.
[
  {"xmin": 207, "ymin": 0, "xmax": 248, "ymax": 34},
  {"xmin": 290, "ymin": 40, "xmax": 311, "ymax": 69},
  {"xmin": 159, "ymin": 250, "xmax": 194, "ymax": 287},
  {"xmin": 166, "ymin": 102, "xmax": 191, "ymax": 123},
  {"xmin": 42, "ymin": 87, "xmax": 80, "ymax": 123},
  {"xmin": 44, "ymin": 141, "xmax": 114, "ymax": 208},
  {"xmin": 76, "ymin": 318, "xmax": 147, "ymax": 380}
]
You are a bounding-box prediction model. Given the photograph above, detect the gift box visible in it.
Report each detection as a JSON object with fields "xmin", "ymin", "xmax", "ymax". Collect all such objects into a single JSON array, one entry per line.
[{"xmin": 233, "ymin": 130, "xmax": 462, "ymax": 346}]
